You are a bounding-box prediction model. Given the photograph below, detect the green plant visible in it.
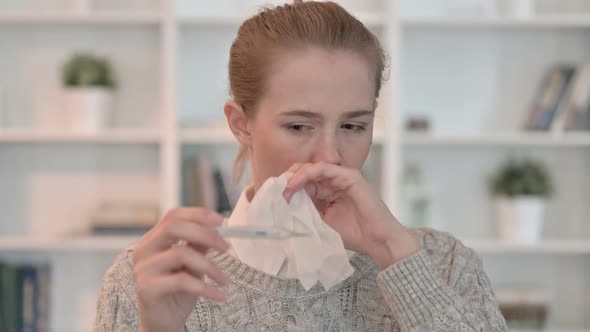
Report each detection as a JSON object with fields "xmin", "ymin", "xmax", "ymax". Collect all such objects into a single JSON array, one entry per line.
[
  {"xmin": 489, "ymin": 158, "xmax": 554, "ymax": 198},
  {"xmin": 62, "ymin": 53, "xmax": 116, "ymax": 89}
]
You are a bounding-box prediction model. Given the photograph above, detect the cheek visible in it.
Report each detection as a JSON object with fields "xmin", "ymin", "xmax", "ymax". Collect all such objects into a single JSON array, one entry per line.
[
  {"xmin": 253, "ymin": 128, "xmax": 311, "ymax": 175},
  {"xmin": 339, "ymin": 135, "xmax": 372, "ymax": 169}
]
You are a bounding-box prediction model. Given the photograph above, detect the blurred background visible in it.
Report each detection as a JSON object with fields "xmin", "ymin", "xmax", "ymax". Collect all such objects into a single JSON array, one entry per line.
[{"xmin": 0, "ymin": 0, "xmax": 589, "ymax": 331}]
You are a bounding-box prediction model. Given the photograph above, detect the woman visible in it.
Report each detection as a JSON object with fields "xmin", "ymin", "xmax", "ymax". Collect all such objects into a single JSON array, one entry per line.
[{"xmin": 95, "ymin": 1, "xmax": 508, "ymax": 331}]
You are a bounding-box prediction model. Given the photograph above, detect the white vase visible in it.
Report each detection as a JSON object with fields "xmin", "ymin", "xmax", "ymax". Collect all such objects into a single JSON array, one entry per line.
[
  {"xmin": 63, "ymin": 87, "xmax": 114, "ymax": 132},
  {"xmin": 495, "ymin": 196, "xmax": 545, "ymax": 244}
]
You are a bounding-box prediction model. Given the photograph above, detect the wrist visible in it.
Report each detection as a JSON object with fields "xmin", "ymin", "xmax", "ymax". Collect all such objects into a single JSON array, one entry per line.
[{"xmin": 368, "ymin": 228, "xmax": 421, "ymax": 270}]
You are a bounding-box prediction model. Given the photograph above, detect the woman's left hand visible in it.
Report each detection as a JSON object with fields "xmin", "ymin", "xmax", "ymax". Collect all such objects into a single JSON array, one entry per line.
[{"xmin": 282, "ymin": 162, "xmax": 421, "ymax": 270}]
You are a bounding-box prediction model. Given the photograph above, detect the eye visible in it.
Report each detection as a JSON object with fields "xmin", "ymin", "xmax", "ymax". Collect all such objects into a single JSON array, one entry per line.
[
  {"xmin": 289, "ymin": 124, "xmax": 306, "ymax": 131},
  {"xmin": 341, "ymin": 123, "xmax": 367, "ymax": 132},
  {"xmin": 285, "ymin": 123, "xmax": 313, "ymax": 133}
]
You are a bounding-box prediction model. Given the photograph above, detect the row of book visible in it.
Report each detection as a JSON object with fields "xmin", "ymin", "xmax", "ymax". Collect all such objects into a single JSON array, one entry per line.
[
  {"xmin": 181, "ymin": 157, "xmax": 242, "ymax": 216},
  {"xmin": 525, "ymin": 63, "xmax": 590, "ymax": 132},
  {"xmin": 0, "ymin": 263, "xmax": 50, "ymax": 332},
  {"xmin": 496, "ymin": 288, "xmax": 548, "ymax": 330}
]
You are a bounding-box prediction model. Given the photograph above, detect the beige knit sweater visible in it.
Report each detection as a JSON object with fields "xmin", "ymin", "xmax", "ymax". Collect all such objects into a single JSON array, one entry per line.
[{"xmin": 94, "ymin": 228, "xmax": 508, "ymax": 331}]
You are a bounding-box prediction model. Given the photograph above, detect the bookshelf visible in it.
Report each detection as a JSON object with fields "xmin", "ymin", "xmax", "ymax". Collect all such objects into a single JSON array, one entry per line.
[{"xmin": 0, "ymin": 0, "xmax": 589, "ymax": 331}]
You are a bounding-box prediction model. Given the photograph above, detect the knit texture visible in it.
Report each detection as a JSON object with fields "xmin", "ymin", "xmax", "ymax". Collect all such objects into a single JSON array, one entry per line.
[{"xmin": 94, "ymin": 228, "xmax": 508, "ymax": 331}]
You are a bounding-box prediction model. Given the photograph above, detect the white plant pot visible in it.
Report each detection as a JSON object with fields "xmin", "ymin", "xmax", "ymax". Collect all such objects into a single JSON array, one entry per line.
[
  {"xmin": 63, "ymin": 88, "xmax": 114, "ymax": 132},
  {"xmin": 495, "ymin": 196, "xmax": 545, "ymax": 244}
]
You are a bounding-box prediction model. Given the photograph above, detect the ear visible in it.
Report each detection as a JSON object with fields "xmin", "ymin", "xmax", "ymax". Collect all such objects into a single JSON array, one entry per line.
[{"xmin": 224, "ymin": 100, "xmax": 252, "ymax": 146}]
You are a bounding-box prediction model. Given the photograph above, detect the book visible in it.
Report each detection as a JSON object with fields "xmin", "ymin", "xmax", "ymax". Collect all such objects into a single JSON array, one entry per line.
[
  {"xmin": 0, "ymin": 264, "xmax": 51, "ymax": 332},
  {"xmin": 0, "ymin": 263, "xmax": 20, "ymax": 332},
  {"xmin": 525, "ymin": 64, "xmax": 577, "ymax": 131},
  {"xmin": 193, "ymin": 157, "xmax": 217, "ymax": 211},
  {"xmin": 496, "ymin": 288, "xmax": 549, "ymax": 330},
  {"xmin": 182, "ymin": 157, "xmax": 243, "ymax": 213},
  {"xmin": 19, "ymin": 265, "xmax": 38, "ymax": 332},
  {"xmin": 183, "ymin": 156, "xmax": 229, "ymax": 211},
  {"xmin": 37, "ymin": 266, "xmax": 50, "ymax": 332},
  {"xmin": 213, "ymin": 167, "xmax": 232, "ymax": 214},
  {"xmin": 551, "ymin": 63, "xmax": 590, "ymax": 133}
]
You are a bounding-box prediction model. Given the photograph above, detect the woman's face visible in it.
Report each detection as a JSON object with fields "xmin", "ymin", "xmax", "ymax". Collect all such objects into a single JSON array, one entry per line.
[{"xmin": 228, "ymin": 47, "xmax": 376, "ymax": 198}]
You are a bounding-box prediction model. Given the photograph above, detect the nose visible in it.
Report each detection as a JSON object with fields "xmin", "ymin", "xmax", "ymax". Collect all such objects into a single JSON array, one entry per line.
[{"xmin": 311, "ymin": 132, "xmax": 342, "ymax": 165}]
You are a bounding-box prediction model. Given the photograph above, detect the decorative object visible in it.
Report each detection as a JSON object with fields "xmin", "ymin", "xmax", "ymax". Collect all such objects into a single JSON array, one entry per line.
[
  {"xmin": 61, "ymin": 53, "xmax": 116, "ymax": 132},
  {"xmin": 405, "ymin": 115, "xmax": 431, "ymax": 132},
  {"xmin": 402, "ymin": 163, "xmax": 432, "ymax": 228},
  {"xmin": 489, "ymin": 158, "xmax": 553, "ymax": 243},
  {"xmin": 495, "ymin": 0, "xmax": 535, "ymax": 18},
  {"xmin": 90, "ymin": 201, "xmax": 159, "ymax": 235},
  {"xmin": 496, "ymin": 288, "xmax": 549, "ymax": 330}
]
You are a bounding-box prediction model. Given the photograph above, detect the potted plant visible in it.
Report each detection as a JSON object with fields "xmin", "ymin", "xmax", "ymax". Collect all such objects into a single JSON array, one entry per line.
[
  {"xmin": 61, "ymin": 53, "xmax": 116, "ymax": 132},
  {"xmin": 489, "ymin": 158, "xmax": 554, "ymax": 244}
]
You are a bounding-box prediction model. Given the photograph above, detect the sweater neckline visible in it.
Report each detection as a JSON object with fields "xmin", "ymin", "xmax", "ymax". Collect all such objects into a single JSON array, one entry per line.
[{"xmin": 208, "ymin": 250, "xmax": 377, "ymax": 299}]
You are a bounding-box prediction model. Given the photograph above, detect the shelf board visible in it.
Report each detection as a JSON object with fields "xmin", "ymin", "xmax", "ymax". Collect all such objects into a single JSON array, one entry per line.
[
  {"xmin": 403, "ymin": 132, "xmax": 590, "ymax": 147},
  {"xmin": 180, "ymin": 127, "xmax": 386, "ymax": 145},
  {"xmin": 464, "ymin": 239, "xmax": 590, "ymax": 255},
  {"xmin": 402, "ymin": 15, "xmax": 590, "ymax": 28},
  {"xmin": 0, "ymin": 128, "xmax": 162, "ymax": 144},
  {"xmin": 513, "ymin": 330, "xmax": 590, "ymax": 332},
  {"xmin": 0, "ymin": 12, "xmax": 161, "ymax": 25},
  {"xmin": 180, "ymin": 127, "xmax": 236, "ymax": 145},
  {"xmin": 179, "ymin": 12, "xmax": 386, "ymax": 27},
  {"xmin": 0, "ymin": 235, "xmax": 140, "ymax": 252}
]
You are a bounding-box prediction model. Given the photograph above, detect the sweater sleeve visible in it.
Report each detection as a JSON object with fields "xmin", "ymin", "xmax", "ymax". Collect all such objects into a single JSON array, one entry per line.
[
  {"xmin": 375, "ymin": 230, "xmax": 508, "ymax": 332},
  {"xmin": 94, "ymin": 250, "xmax": 141, "ymax": 332}
]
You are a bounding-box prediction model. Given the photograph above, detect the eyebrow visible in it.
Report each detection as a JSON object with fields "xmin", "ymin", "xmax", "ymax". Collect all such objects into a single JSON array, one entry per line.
[{"xmin": 281, "ymin": 109, "xmax": 374, "ymax": 119}]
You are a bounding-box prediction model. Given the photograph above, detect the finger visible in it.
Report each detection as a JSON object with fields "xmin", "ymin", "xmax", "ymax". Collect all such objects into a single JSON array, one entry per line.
[
  {"xmin": 139, "ymin": 272, "xmax": 226, "ymax": 303},
  {"xmin": 163, "ymin": 208, "xmax": 224, "ymax": 227},
  {"xmin": 140, "ymin": 220, "xmax": 230, "ymax": 259},
  {"xmin": 135, "ymin": 245, "xmax": 230, "ymax": 286},
  {"xmin": 284, "ymin": 163, "xmax": 354, "ymax": 202},
  {"xmin": 286, "ymin": 162, "xmax": 305, "ymax": 174},
  {"xmin": 188, "ymin": 243, "xmax": 209, "ymax": 254}
]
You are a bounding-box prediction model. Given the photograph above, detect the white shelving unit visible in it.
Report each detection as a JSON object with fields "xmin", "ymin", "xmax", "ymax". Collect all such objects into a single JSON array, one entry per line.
[
  {"xmin": 399, "ymin": 1, "xmax": 590, "ymax": 330},
  {"xmin": 0, "ymin": 0, "xmax": 589, "ymax": 331}
]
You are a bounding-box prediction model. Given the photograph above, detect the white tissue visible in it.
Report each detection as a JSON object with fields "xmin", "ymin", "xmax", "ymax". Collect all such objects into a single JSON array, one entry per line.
[{"xmin": 227, "ymin": 172, "xmax": 354, "ymax": 290}]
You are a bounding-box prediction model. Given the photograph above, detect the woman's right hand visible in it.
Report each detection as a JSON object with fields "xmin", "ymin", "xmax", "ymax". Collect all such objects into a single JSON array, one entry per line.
[{"xmin": 132, "ymin": 208, "xmax": 231, "ymax": 332}]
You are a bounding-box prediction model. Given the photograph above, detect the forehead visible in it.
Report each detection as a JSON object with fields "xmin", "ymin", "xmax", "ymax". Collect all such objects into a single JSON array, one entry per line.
[{"xmin": 259, "ymin": 47, "xmax": 375, "ymax": 114}]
